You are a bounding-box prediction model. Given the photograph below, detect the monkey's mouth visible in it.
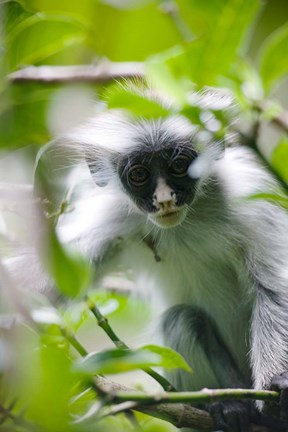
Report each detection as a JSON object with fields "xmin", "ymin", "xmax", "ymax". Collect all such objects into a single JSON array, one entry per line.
[
  {"xmin": 149, "ymin": 207, "xmax": 187, "ymax": 228},
  {"xmin": 158, "ymin": 210, "xmax": 179, "ymax": 219}
]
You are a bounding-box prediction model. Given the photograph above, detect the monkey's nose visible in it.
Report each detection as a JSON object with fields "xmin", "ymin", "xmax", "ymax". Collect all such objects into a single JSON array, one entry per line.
[
  {"xmin": 153, "ymin": 190, "xmax": 174, "ymax": 204},
  {"xmin": 153, "ymin": 184, "xmax": 176, "ymax": 211}
]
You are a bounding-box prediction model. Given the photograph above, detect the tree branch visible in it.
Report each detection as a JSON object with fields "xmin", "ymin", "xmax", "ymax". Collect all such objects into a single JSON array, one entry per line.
[
  {"xmin": 106, "ymin": 387, "xmax": 279, "ymax": 405},
  {"xmin": 96, "ymin": 376, "xmax": 283, "ymax": 432},
  {"xmin": 8, "ymin": 61, "xmax": 145, "ymax": 84},
  {"xmin": 96, "ymin": 376, "xmax": 213, "ymax": 430},
  {"xmin": 54, "ymin": 310, "xmax": 282, "ymax": 431}
]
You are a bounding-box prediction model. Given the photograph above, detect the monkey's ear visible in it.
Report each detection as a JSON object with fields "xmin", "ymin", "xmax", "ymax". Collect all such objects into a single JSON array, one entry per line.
[
  {"xmin": 85, "ymin": 150, "xmax": 115, "ymax": 187},
  {"xmin": 86, "ymin": 159, "xmax": 108, "ymax": 187}
]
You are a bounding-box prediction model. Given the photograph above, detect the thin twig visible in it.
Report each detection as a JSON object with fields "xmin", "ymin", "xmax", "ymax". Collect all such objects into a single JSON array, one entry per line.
[
  {"xmin": 100, "ymin": 401, "xmax": 140, "ymax": 418},
  {"xmin": 60, "ymin": 327, "xmax": 88, "ymax": 357},
  {"xmin": 85, "ymin": 295, "xmax": 176, "ymax": 392},
  {"xmin": 0, "ymin": 404, "xmax": 15, "ymax": 424},
  {"xmin": 160, "ymin": 0, "xmax": 195, "ymax": 42},
  {"xmin": 86, "ymin": 295, "xmax": 127, "ymax": 350},
  {"xmin": 110, "ymin": 387, "xmax": 279, "ymax": 405},
  {"xmin": 0, "ymin": 404, "xmax": 38, "ymax": 430},
  {"xmin": 8, "ymin": 61, "xmax": 145, "ymax": 84}
]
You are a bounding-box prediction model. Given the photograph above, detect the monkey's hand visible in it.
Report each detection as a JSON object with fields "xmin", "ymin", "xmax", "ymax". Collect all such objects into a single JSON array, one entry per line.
[
  {"xmin": 271, "ymin": 372, "xmax": 288, "ymax": 426},
  {"xmin": 209, "ymin": 400, "xmax": 251, "ymax": 432}
]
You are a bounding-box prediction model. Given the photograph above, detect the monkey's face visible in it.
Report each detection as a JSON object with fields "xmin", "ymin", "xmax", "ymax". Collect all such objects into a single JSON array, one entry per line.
[{"xmin": 118, "ymin": 146, "xmax": 198, "ymax": 228}]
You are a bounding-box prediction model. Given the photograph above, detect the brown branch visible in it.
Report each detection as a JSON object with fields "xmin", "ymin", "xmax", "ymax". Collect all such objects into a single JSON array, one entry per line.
[
  {"xmin": 96, "ymin": 376, "xmax": 213, "ymax": 430},
  {"xmin": 96, "ymin": 377, "xmax": 283, "ymax": 432},
  {"xmin": 8, "ymin": 61, "xmax": 145, "ymax": 84}
]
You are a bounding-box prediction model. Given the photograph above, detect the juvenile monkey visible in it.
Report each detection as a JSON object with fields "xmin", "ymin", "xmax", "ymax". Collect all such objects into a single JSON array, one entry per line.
[{"xmin": 9, "ymin": 96, "xmax": 288, "ymax": 431}]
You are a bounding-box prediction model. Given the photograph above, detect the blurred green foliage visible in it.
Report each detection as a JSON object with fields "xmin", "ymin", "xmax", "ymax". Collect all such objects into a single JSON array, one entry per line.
[
  {"xmin": 0, "ymin": 0, "xmax": 288, "ymax": 431},
  {"xmin": 76, "ymin": 344, "xmax": 191, "ymax": 375}
]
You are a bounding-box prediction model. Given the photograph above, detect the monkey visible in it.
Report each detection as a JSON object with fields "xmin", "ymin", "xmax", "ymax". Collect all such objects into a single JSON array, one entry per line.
[{"xmin": 5, "ymin": 92, "xmax": 288, "ymax": 431}]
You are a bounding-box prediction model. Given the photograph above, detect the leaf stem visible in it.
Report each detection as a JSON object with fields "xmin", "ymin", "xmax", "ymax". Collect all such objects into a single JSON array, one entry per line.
[
  {"xmin": 85, "ymin": 296, "xmax": 176, "ymax": 392},
  {"xmin": 60, "ymin": 327, "xmax": 88, "ymax": 357}
]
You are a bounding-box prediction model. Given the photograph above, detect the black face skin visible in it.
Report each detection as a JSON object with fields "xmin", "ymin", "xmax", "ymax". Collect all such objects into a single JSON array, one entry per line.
[{"xmin": 117, "ymin": 145, "xmax": 199, "ymax": 213}]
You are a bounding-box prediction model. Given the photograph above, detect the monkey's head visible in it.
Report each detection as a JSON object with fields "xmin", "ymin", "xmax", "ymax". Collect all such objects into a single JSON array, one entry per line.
[
  {"xmin": 117, "ymin": 142, "xmax": 198, "ymax": 228},
  {"xmin": 82, "ymin": 112, "xmax": 224, "ymax": 229}
]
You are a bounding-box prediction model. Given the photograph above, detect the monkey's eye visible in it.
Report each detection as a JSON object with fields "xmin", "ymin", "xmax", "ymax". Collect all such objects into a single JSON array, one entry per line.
[
  {"xmin": 128, "ymin": 165, "xmax": 150, "ymax": 186},
  {"xmin": 169, "ymin": 156, "xmax": 190, "ymax": 177}
]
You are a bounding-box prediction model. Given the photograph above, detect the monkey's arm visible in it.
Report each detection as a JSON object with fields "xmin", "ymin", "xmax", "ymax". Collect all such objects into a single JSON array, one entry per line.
[
  {"xmin": 249, "ymin": 282, "xmax": 288, "ymax": 428},
  {"xmin": 244, "ymin": 201, "xmax": 288, "ymax": 418},
  {"xmin": 250, "ymin": 286, "xmax": 288, "ymax": 391}
]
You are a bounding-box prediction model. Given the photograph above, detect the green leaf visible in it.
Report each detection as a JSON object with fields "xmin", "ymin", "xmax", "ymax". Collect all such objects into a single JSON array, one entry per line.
[
  {"xmin": 139, "ymin": 345, "xmax": 191, "ymax": 372},
  {"xmin": 3, "ymin": 1, "xmax": 32, "ymax": 36},
  {"xmin": 224, "ymin": 59, "xmax": 264, "ymax": 104},
  {"xmin": 23, "ymin": 342, "xmax": 76, "ymax": 430},
  {"xmin": 69, "ymin": 388, "xmax": 100, "ymax": 425},
  {"xmin": 20, "ymin": 0, "xmax": 95, "ymax": 26},
  {"xmin": 45, "ymin": 230, "xmax": 91, "ymax": 298},
  {"xmin": 180, "ymin": 105, "xmax": 202, "ymax": 125},
  {"xmin": 272, "ymin": 138, "xmax": 288, "ymax": 183},
  {"xmin": 76, "ymin": 344, "xmax": 191, "ymax": 376},
  {"xmin": 248, "ymin": 193, "xmax": 288, "ymax": 209},
  {"xmin": 7, "ymin": 13, "xmax": 86, "ymax": 69},
  {"xmin": 147, "ymin": 0, "xmax": 260, "ymax": 92},
  {"xmin": 75, "ymin": 348, "xmax": 162, "ymax": 375},
  {"xmin": 191, "ymin": 0, "xmax": 260, "ymax": 86},
  {"xmin": 96, "ymin": 416, "xmax": 135, "ymax": 432},
  {"xmin": 86, "ymin": 1, "xmax": 182, "ymax": 62},
  {"xmin": 22, "ymin": 0, "xmax": 182, "ymax": 61},
  {"xmin": 146, "ymin": 46, "xmax": 192, "ymax": 105},
  {"xmin": 141, "ymin": 417, "xmax": 177, "ymax": 432},
  {"xmin": 258, "ymin": 24, "xmax": 288, "ymax": 93},
  {"xmin": 0, "ymin": 80, "xmax": 55, "ymax": 149},
  {"xmin": 106, "ymin": 84, "xmax": 170, "ymax": 118}
]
